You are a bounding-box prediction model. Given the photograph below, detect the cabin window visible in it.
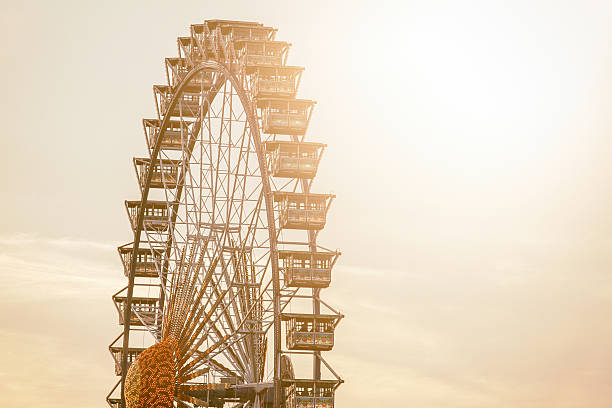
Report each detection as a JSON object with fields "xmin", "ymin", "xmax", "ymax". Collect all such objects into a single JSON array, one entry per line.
[{"xmin": 316, "ymin": 319, "xmax": 334, "ymax": 333}]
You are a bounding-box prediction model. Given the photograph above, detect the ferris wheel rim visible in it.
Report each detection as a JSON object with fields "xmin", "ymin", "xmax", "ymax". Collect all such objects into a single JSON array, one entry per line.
[{"xmin": 119, "ymin": 59, "xmax": 281, "ymax": 397}]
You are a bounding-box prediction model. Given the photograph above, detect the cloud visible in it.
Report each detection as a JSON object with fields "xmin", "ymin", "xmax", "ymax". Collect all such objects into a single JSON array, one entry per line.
[
  {"xmin": 327, "ymin": 256, "xmax": 612, "ymax": 407},
  {"xmin": 0, "ymin": 234, "xmax": 120, "ymax": 305},
  {"xmin": 0, "ymin": 234, "xmax": 124, "ymax": 408},
  {"xmin": 2, "ymin": 233, "xmax": 612, "ymax": 407}
]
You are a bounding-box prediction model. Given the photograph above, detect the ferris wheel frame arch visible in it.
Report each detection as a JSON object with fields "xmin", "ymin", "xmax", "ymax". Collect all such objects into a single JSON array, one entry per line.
[{"xmin": 119, "ymin": 60, "xmax": 284, "ymax": 403}]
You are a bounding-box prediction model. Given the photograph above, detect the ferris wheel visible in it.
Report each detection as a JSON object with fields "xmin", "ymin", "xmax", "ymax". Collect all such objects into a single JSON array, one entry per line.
[{"xmin": 105, "ymin": 19, "xmax": 344, "ymax": 408}]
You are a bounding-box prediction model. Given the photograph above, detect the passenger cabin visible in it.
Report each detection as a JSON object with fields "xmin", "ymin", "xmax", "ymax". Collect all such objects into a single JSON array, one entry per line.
[
  {"xmin": 154, "ymin": 85, "xmax": 202, "ymax": 119},
  {"xmin": 220, "ymin": 23, "xmax": 276, "ymax": 42},
  {"xmin": 125, "ymin": 200, "xmax": 177, "ymax": 232},
  {"xmin": 185, "ymin": 70, "xmax": 215, "ymax": 93},
  {"xmin": 113, "ymin": 293, "xmax": 159, "ymax": 327},
  {"xmin": 191, "ymin": 23, "xmax": 220, "ymax": 61},
  {"xmin": 177, "ymin": 36, "xmax": 203, "ymax": 64},
  {"xmin": 144, "ymin": 119, "xmax": 188, "ymax": 151},
  {"xmin": 282, "ymin": 313, "xmax": 338, "ymax": 351},
  {"xmin": 252, "ymin": 66, "xmax": 303, "ymax": 98},
  {"xmin": 279, "ymin": 250, "xmax": 338, "ymax": 288},
  {"xmin": 165, "ymin": 58, "xmax": 214, "ymax": 92},
  {"xmin": 134, "ymin": 157, "xmax": 182, "ymax": 189},
  {"xmin": 274, "ymin": 192, "xmax": 334, "ymax": 230},
  {"xmin": 106, "ymin": 398, "xmax": 121, "ymax": 408},
  {"xmin": 265, "ymin": 141, "xmax": 324, "ymax": 178},
  {"xmin": 117, "ymin": 243, "xmax": 163, "ymax": 278},
  {"xmin": 106, "ymin": 381, "xmax": 121, "ymax": 408},
  {"xmin": 207, "ymin": 20, "xmax": 274, "ymax": 63},
  {"xmin": 259, "ymin": 98, "xmax": 315, "ymax": 135},
  {"xmin": 165, "ymin": 58, "xmax": 188, "ymax": 89},
  {"xmin": 282, "ymin": 379, "xmax": 337, "ymax": 408},
  {"xmin": 236, "ymin": 40, "xmax": 290, "ymax": 68},
  {"xmin": 206, "ymin": 19, "xmax": 262, "ymax": 30},
  {"xmin": 109, "ymin": 346, "xmax": 146, "ymax": 376}
]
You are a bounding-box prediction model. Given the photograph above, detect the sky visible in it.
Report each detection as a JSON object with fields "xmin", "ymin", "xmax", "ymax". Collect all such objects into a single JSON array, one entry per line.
[{"xmin": 2, "ymin": 0, "xmax": 612, "ymax": 406}]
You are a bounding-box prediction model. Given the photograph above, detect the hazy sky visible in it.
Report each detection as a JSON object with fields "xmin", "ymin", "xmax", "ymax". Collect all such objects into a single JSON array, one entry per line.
[{"xmin": 3, "ymin": 0, "xmax": 612, "ymax": 406}]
